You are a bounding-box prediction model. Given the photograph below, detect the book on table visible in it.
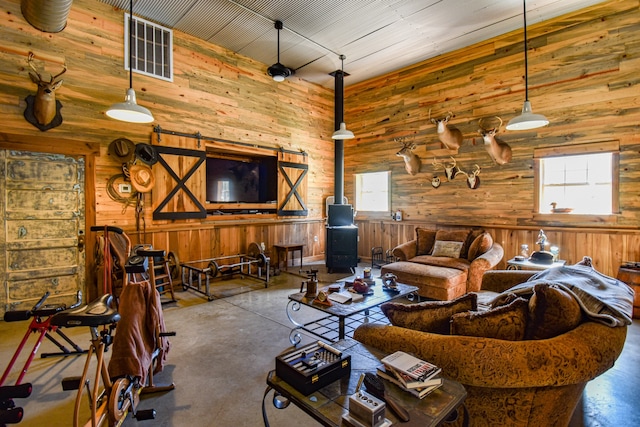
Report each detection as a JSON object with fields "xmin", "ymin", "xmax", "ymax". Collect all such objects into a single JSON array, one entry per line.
[
  {"xmin": 376, "ymin": 365, "xmax": 442, "ymax": 399},
  {"xmin": 380, "ymin": 351, "xmax": 441, "ymax": 382},
  {"xmin": 327, "ymin": 291, "xmax": 364, "ymax": 304}
]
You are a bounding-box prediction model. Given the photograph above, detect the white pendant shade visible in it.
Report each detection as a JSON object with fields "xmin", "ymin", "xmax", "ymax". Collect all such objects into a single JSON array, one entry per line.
[
  {"xmin": 506, "ymin": 101, "xmax": 549, "ymax": 130},
  {"xmin": 332, "ymin": 122, "xmax": 354, "ymax": 140},
  {"xmin": 106, "ymin": 88, "xmax": 154, "ymax": 124}
]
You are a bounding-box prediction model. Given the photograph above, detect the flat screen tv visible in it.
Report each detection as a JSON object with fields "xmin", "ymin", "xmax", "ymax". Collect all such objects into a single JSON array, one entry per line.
[{"xmin": 206, "ymin": 156, "xmax": 278, "ymax": 204}]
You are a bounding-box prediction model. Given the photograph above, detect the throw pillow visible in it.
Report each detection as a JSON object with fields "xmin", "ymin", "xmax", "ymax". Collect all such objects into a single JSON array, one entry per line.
[
  {"xmin": 416, "ymin": 228, "xmax": 437, "ymax": 256},
  {"xmin": 451, "ymin": 297, "xmax": 529, "ymax": 340},
  {"xmin": 467, "ymin": 232, "xmax": 494, "ymax": 261},
  {"xmin": 527, "ymin": 283, "xmax": 583, "ymax": 339},
  {"xmin": 434, "ymin": 229, "xmax": 471, "ymax": 257},
  {"xmin": 381, "ymin": 293, "xmax": 477, "ymax": 334},
  {"xmin": 431, "ymin": 240, "xmax": 464, "ymax": 258}
]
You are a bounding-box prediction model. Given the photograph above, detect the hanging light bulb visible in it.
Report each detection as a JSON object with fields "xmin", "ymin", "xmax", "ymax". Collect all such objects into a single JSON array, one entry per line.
[
  {"xmin": 106, "ymin": 0, "xmax": 154, "ymax": 123},
  {"xmin": 332, "ymin": 55, "xmax": 354, "ymax": 140},
  {"xmin": 506, "ymin": 0, "xmax": 548, "ymax": 131}
]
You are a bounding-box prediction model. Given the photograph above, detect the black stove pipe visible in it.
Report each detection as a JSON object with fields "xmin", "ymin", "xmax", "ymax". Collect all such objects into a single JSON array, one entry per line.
[{"xmin": 331, "ymin": 69, "xmax": 346, "ymax": 205}]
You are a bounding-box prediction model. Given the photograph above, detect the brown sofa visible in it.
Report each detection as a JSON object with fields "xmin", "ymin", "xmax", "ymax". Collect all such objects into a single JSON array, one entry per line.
[
  {"xmin": 354, "ymin": 269, "xmax": 630, "ymax": 427},
  {"xmin": 381, "ymin": 227, "xmax": 503, "ymax": 300}
]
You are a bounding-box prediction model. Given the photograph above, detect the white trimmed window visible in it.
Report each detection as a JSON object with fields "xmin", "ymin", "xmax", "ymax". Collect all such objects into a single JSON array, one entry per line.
[
  {"xmin": 125, "ymin": 13, "xmax": 173, "ymax": 82},
  {"xmin": 534, "ymin": 141, "xmax": 619, "ymax": 215},
  {"xmin": 354, "ymin": 171, "xmax": 390, "ymax": 212}
]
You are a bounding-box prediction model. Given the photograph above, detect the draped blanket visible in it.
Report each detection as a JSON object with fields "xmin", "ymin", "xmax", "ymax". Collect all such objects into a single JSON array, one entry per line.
[{"xmin": 504, "ymin": 261, "xmax": 634, "ymax": 327}]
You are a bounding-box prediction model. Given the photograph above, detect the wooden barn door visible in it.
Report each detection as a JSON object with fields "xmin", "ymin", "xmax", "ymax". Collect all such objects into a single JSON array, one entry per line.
[{"xmin": 0, "ymin": 150, "xmax": 85, "ymax": 316}]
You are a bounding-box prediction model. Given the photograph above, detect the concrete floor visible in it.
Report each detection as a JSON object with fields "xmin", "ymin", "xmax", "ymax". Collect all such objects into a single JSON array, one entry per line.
[{"xmin": 0, "ymin": 264, "xmax": 638, "ymax": 427}]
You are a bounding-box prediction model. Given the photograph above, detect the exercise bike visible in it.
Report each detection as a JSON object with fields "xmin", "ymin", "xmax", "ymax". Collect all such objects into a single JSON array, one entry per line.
[
  {"xmin": 0, "ymin": 291, "xmax": 83, "ymax": 425},
  {"xmin": 51, "ymin": 294, "xmax": 156, "ymax": 427},
  {"xmin": 51, "ymin": 226, "xmax": 175, "ymax": 426}
]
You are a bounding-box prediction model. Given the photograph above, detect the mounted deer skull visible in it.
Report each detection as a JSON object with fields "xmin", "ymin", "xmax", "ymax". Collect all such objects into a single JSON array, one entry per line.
[
  {"xmin": 429, "ymin": 109, "xmax": 463, "ymax": 151},
  {"xmin": 432, "ymin": 156, "xmax": 459, "ymax": 181},
  {"xmin": 395, "ymin": 137, "xmax": 422, "ymax": 175},
  {"xmin": 458, "ymin": 164, "xmax": 481, "ymax": 190},
  {"xmin": 478, "ymin": 116, "xmax": 512, "ymax": 165},
  {"xmin": 24, "ymin": 52, "xmax": 66, "ymax": 131}
]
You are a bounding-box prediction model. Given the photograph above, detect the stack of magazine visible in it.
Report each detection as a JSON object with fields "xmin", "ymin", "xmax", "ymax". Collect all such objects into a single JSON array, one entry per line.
[{"xmin": 377, "ymin": 351, "xmax": 443, "ymax": 399}]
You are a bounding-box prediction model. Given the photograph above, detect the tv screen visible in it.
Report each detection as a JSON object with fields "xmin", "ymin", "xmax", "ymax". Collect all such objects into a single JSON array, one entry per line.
[{"xmin": 206, "ymin": 156, "xmax": 277, "ymax": 203}]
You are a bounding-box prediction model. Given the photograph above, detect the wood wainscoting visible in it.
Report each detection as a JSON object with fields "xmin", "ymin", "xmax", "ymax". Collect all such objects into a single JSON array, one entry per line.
[
  {"xmin": 356, "ymin": 220, "xmax": 640, "ymax": 278},
  {"xmin": 128, "ymin": 218, "xmax": 327, "ymax": 279}
]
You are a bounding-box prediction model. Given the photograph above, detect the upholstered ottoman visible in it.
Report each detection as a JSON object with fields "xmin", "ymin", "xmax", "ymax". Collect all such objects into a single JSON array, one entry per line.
[{"xmin": 381, "ymin": 261, "xmax": 467, "ymax": 300}]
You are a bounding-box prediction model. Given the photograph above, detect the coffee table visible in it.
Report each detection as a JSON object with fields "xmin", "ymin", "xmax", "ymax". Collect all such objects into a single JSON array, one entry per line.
[
  {"xmin": 264, "ymin": 338, "xmax": 467, "ymax": 427},
  {"xmin": 286, "ymin": 280, "xmax": 418, "ymax": 344}
]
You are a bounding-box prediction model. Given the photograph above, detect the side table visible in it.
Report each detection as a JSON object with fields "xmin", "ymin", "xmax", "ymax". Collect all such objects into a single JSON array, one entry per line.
[
  {"xmin": 506, "ymin": 257, "xmax": 566, "ymax": 271},
  {"xmin": 263, "ymin": 338, "xmax": 466, "ymax": 427},
  {"xmin": 274, "ymin": 243, "xmax": 304, "ymax": 271},
  {"xmin": 616, "ymin": 266, "xmax": 640, "ymax": 318}
]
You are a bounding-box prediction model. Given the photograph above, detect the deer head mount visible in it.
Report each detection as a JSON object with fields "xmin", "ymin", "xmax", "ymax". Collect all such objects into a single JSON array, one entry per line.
[
  {"xmin": 432, "ymin": 157, "xmax": 481, "ymax": 190},
  {"xmin": 458, "ymin": 164, "xmax": 481, "ymax": 189},
  {"xmin": 432, "ymin": 156, "xmax": 459, "ymax": 181},
  {"xmin": 24, "ymin": 52, "xmax": 66, "ymax": 131},
  {"xmin": 429, "ymin": 109, "xmax": 463, "ymax": 151},
  {"xmin": 478, "ymin": 116, "xmax": 512, "ymax": 165},
  {"xmin": 395, "ymin": 137, "xmax": 422, "ymax": 175}
]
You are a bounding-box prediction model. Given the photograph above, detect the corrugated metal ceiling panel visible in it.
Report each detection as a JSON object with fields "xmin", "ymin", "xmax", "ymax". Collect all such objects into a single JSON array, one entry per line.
[{"xmin": 96, "ymin": 0, "xmax": 608, "ymax": 88}]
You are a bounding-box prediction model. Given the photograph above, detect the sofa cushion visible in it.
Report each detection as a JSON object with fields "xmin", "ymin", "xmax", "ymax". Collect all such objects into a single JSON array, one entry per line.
[
  {"xmin": 381, "ymin": 293, "xmax": 477, "ymax": 334},
  {"xmin": 410, "ymin": 255, "xmax": 470, "ymax": 271},
  {"xmin": 468, "ymin": 232, "xmax": 493, "ymax": 261},
  {"xmin": 416, "ymin": 228, "xmax": 437, "ymax": 256},
  {"xmin": 431, "ymin": 240, "xmax": 464, "ymax": 258},
  {"xmin": 435, "ymin": 229, "xmax": 472, "ymax": 258},
  {"xmin": 527, "ymin": 283, "xmax": 583, "ymax": 339},
  {"xmin": 451, "ymin": 297, "xmax": 529, "ymax": 340}
]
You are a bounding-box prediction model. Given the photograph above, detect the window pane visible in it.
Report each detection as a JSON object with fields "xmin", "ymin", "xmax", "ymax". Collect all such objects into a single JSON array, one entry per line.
[
  {"xmin": 539, "ymin": 152, "xmax": 613, "ymax": 214},
  {"xmin": 355, "ymin": 171, "xmax": 389, "ymax": 212}
]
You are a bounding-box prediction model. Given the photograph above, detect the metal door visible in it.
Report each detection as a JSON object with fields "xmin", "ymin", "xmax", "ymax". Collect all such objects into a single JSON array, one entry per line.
[{"xmin": 0, "ymin": 150, "xmax": 85, "ymax": 316}]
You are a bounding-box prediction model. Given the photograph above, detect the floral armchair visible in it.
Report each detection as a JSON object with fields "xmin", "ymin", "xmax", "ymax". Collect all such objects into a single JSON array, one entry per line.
[{"xmin": 354, "ymin": 270, "xmax": 629, "ymax": 426}]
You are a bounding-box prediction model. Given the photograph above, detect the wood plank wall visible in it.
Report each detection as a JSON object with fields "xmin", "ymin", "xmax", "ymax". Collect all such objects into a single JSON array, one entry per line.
[
  {"xmin": 344, "ymin": 0, "xmax": 640, "ymax": 277},
  {"xmin": 0, "ymin": 0, "xmax": 334, "ymax": 294}
]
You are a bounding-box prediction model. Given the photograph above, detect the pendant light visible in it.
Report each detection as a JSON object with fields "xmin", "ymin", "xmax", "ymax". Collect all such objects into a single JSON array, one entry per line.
[
  {"xmin": 331, "ymin": 55, "xmax": 354, "ymax": 140},
  {"xmin": 267, "ymin": 20, "xmax": 294, "ymax": 82},
  {"xmin": 506, "ymin": 0, "xmax": 548, "ymax": 131},
  {"xmin": 106, "ymin": 0, "xmax": 154, "ymax": 123}
]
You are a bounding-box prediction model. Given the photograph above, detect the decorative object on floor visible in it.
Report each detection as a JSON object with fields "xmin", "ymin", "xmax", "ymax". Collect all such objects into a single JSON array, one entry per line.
[
  {"xmin": 267, "ymin": 20, "xmax": 294, "ymax": 82},
  {"xmin": 395, "ymin": 137, "xmax": 421, "ymax": 175},
  {"xmin": 24, "ymin": 52, "xmax": 66, "ymax": 131},
  {"xmin": 506, "ymin": 0, "xmax": 549, "ymax": 131},
  {"xmin": 429, "ymin": 109, "xmax": 463, "ymax": 151},
  {"xmin": 106, "ymin": 0, "xmax": 154, "ymax": 124},
  {"xmin": 478, "ymin": 116, "xmax": 512, "ymax": 165}
]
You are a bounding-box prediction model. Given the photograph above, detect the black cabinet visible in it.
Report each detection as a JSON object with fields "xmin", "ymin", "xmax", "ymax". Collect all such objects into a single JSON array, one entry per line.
[{"xmin": 326, "ymin": 225, "xmax": 358, "ymax": 273}]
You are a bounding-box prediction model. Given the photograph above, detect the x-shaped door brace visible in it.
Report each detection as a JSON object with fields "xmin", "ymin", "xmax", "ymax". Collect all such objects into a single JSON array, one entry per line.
[
  {"xmin": 153, "ymin": 146, "xmax": 207, "ymax": 220},
  {"xmin": 278, "ymin": 161, "xmax": 308, "ymax": 216}
]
